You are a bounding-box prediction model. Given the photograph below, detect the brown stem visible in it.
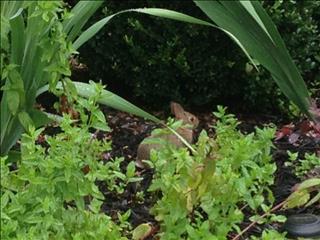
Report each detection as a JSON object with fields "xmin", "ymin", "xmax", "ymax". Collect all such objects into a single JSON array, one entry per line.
[{"xmin": 231, "ymin": 200, "xmax": 288, "ymax": 240}]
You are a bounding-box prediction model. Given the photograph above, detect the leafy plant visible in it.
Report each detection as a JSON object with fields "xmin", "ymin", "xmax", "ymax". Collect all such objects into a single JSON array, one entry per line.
[
  {"xmin": 146, "ymin": 106, "xmax": 279, "ymax": 239},
  {"xmin": 0, "ymin": 88, "xmax": 133, "ymax": 239},
  {"xmin": 2, "ymin": 0, "xmax": 317, "ymax": 157},
  {"xmin": 0, "ymin": 1, "xmax": 161, "ymax": 156},
  {"xmin": 286, "ymin": 151, "xmax": 320, "ymax": 178},
  {"xmin": 250, "ymin": 229, "xmax": 286, "ymax": 240},
  {"xmin": 284, "ymin": 178, "xmax": 320, "ymax": 209}
]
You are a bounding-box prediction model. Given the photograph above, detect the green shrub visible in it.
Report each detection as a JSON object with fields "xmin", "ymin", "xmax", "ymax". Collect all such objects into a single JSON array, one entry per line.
[
  {"xmin": 145, "ymin": 107, "xmax": 283, "ymax": 239},
  {"xmin": 286, "ymin": 151, "xmax": 320, "ymax": 179},
  {"xmin": 0, "ymin": 93, "xmax": 130, "ymax": 239},
  {"xmin": 80, "ymin": 0, "xmax": 319, "ymax": 113}
]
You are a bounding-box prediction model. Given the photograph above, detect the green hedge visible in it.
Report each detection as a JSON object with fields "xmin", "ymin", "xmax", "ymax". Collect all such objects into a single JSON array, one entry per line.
[{"xmin": 79, "ymin": 0, "xmax": 320, "ymax": 113}]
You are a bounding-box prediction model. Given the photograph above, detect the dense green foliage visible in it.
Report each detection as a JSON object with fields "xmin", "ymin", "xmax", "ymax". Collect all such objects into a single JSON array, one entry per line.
[
  {"xmin": 80, "ymin": 0, "xmax": 320, "ymax": 113},
  {"xmin": 144, "ymin": 107, "xmax": 285, "ymax": 239},
  {"xmin": 286, "ymin": 151, "xmax": 320, "ymax": 179},
  {"xmin": 1, "ymin": 1, "xmax": 162, "ymax": 155},
  {"xmin": 2, "ymin": 104, "xmax": 289, "ymax": 239},
  {"xmin": 1, "ymin": 1, "xmax": 318, "ymax": 239},
  {"xmin": 1, "ymin": 94, "xmax": 130, "ymax": 239}
]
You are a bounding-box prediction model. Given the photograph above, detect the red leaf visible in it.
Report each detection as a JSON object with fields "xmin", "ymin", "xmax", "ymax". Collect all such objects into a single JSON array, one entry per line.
[{"xmin": 275, "ymin": 123, "xmax": 294, "ymax": 140}]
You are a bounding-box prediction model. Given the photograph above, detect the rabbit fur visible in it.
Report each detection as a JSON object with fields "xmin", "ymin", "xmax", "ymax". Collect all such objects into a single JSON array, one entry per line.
[{"xmin": 136, "ymin": 102, "xmax": 199, "ymax": 168}]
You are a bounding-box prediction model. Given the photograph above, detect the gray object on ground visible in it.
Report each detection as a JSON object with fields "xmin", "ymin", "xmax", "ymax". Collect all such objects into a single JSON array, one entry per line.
[{"xmin": 283, "ymin": 214, "xmax": 320, "ymax": 238}]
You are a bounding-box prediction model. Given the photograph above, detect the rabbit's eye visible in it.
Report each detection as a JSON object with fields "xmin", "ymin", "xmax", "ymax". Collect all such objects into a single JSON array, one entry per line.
[{"xmin": 190, "ymin": 117, "xmax": 194, "ymax": 122}]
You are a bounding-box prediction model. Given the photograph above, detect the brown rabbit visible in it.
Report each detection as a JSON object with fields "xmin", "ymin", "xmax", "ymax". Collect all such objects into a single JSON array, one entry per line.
[{"xmin": 136, "ymin": 102, "xmax": 199, "ymax": 168}]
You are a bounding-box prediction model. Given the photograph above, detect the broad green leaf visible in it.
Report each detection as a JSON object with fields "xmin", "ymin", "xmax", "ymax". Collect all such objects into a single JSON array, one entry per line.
[
  {"xmin": 7, "ymin": 90, "xmax": 19, "ymax": 115},
  {"xmin": 1, "ymin": 1, "xmax": 24, "ymax": 20},
  {"xmin": 92, "ymin": 110, "xmax": 107, "ymax": 124},
  {"xmin": 193, "ymin": 0, "xmax": 312, "ymax": 119},
  {"xmin": 37, "ymin": 82, "xmax": 159, "ymax": 122},
  {"xmin": 67, "ymin": 82, "xmax": 161, "ymax": 124},
  {"xmin": 305, "ymin": 192, "xmax": 320, "ymax": 207},
  {"xmin": 297, "ymin": 178, "xmax": 320, "ymax": 191},
  {"xmin": 18, "ymin": 111, "xmax": 33, "ymax": 132},
  {"xmin": 284, "ymin": 189, "xmax": 310, "ymax": 209},
  {"xmin": 73, "ymin": 7, "xmax": 258, "ymax": 70},
  {"xmin": 132, "ymin": 223, "xmax": 152, "ymax": 240},
  {"xmin": 29, "ymin": 109, "xmax": 53, "ymax": 128},
  {"xmin": 9, "ymin": 8, "xmax": 25, "ymax": 67},
  {"xmin": 89, "ymin": 198, "xmax": 103, "ymax": 214},
  {"xmin": 126, "ymin": 161, "xmax": 136, "ymax": 178},
  {"xmin": 63, "ymin": 1, "xmax": 103, "ymax": 42},
  {"xmin": 133, "ymin": 8, "xmax": 213, "ymax": 26},
  {"xmin": 73, "ymin": 14, "xmax": 116, "ymax": 50},
  {"xmin": 239, "ymin": 1, "xmax": 274, "ymax": 43},
  {"xmin": 6, "ymin": 150, "xmax": 21, "ymax": 164}
]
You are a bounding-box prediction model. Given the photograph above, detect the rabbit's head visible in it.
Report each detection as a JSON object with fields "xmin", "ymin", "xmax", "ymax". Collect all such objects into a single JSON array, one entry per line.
[
  {"xmin": 136, "ymin": 102, "xmax": 198, "ymax": 168},
  {"xmin": 170, "ymin": 102, "xmax": 199, "ymax": 129}
]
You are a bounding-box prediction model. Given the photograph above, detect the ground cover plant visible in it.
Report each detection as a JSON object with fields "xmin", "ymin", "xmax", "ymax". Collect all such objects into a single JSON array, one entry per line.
[
  {"xmin": 146, "ymin": 107, "xmax": 282, "ymax": 239},
  {"xmin": 1, "ymin": 0, "xmax": 319, "ymax": 239},
  {"xmin": 1, "ymin": 90, "xmax": 130, "ymax": 239},
  {"xmin": 0, "ymin": 102, "xmax": 295, "ymax": 239}
]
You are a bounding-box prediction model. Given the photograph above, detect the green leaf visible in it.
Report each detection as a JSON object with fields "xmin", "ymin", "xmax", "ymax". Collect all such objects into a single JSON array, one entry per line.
[
  {"xmin": 63, "ymin": 1, "xmax": 103, "ymax": 42},
  {"xmin": 126, "ymin": 161, "xmax": 136, "ymax": 178},
  {"xmin": 6, "ymin": 150, "xmax": 21, "ymax": 164},
  {"xmin": 73, "ymin": 14, "xmax": 115, "ymax": 50},
  {"xmin": 1, "ymin": 191, "xmax": 10, "ymax": 209},
  {"xmin": 91, "ymin": 121, "xmax": 110, "ymax": 132},
  {"xmin": 18, "ymin": 111, "xmax": 34, "ymax": 131},
  {"xmin": 297, "ymin": 178, "xmax": 320, "ymax": 191},
  {"xmin": 132, "ymin": 223, "xmax": 152, "ymax": 240},
  {"xmin": 92, "ymin": 110, "xmax": 106, "ymax": 124},
  {"xmin": 270, "ymin": 214, "xmax": 287, "ymax": 223},
  {"xmin": 89, "ymin": 198, "xmax": 103, "ymax": 214},
  {"xmin": 29, "ymin": 109, "xmax": 52, "ymax": 128},
  {"xmin": 285, "ymin": 189, "xmax": 310, "ymax": 209},
  {"xmin": 7, "ymin": 90, "xmax": 20, "ymax": 115},
  {"xmin": 9, "ymin": 7, "xmax": 25, "ymax": 66},
  {"xmin": 305, "ymin": 192, "xmax": 320, "ymax": 207},
  {"xmin": 68, "ymin": 81, "xmax": 161, "ymax": 123},
  {"xmin": 193, "ymin": 0, "xmax": 312, "ymax": 119},
  {"xmin": 239, "ymin": 1, "xmax": 273, "ymax": 43}
]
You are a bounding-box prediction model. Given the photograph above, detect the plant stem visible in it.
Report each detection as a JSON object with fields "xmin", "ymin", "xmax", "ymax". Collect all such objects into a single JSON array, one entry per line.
[{"xmin": 231, "ymin": 200, "xmax": 288, "ymax": 240}]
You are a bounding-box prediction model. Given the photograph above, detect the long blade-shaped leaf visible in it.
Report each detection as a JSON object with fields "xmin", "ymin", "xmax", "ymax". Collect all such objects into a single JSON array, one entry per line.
[
  {"xmin": 74, "ymin": 81, "xmax": 162, "ymax": 123},
  {"xmin": 10, "ymin": 10, "xmax": 25, "ymax": 68},
  {"xmin": 72, "ymin": 82, "xmax": 196, "ymax": 151},
  {"xmin": 63, "ymin": 1, "xmax": 103, "ymax": 42},
  {"xmin": 37, "ymin": 82, "xmax": 161, "ymax": 123},
  {"xmin": 37, "ymin": 82, "xmax": 196, "ymax": 152},
  {"xmin": 74, "ymin": 7, "xmax": 258, "ymax": 70},
  {"xmin": 193, "ymin": 0, "xmax": 312, "ymax": 118},
  {"xmin": 239, "ymin": 1, "xmax": 273, "ymax": 43}
]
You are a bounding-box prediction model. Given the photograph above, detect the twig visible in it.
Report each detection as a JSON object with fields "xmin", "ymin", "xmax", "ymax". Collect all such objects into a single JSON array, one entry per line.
[{"xmin": 231, "ymin": 200, "xmax": 288, "ymax": 240}]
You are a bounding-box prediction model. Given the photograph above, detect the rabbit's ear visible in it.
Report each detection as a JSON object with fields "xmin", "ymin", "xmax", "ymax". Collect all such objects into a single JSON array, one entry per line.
[{"xmin": 170, "ymin": 102, "xmax": 185, "ymax": 117}]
